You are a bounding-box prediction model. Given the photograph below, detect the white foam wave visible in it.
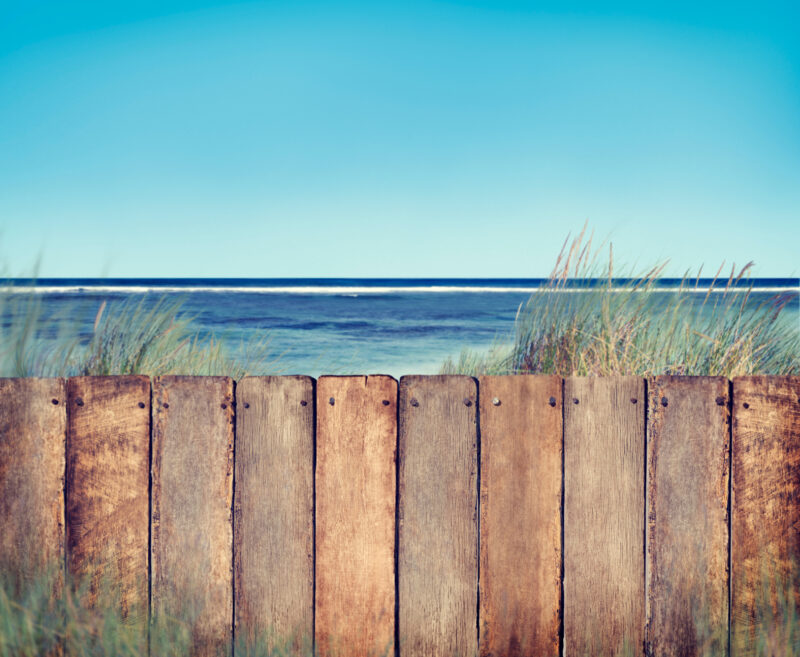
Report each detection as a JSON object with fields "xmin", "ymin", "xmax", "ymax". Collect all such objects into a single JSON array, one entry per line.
[{"xmin": 1, "ymin": 285, "xmax": 797, "ymax": 295}]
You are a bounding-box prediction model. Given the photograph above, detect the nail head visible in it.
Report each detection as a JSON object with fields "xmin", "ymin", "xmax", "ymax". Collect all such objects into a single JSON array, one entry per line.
[
  {"xmin": 163, "ymin": 402, "xmax": 169, "ymax": 409},
  {"xmin": 221, "ymin": 403, "xmax": 227, "ymax": 410},
  {"xmin": 492, "ymin": 397, "xmax": 500, "ymax": 406},
  {"xmin": 630, "ymin": 398, "xmax": 638, "ymax": 404},
  {"xmin": 51, "ymin": 399, "xmax": 59, "ymax": 405},
  {"xmin": 715, "ymin": 396, "xmax": 726, "ymax": 406},
  {"xmin": 300, "ymin": 400, "xmax": 307, "ymax": 407},
  {"xmin": 76, "ymin": 399, "xmax": 84, "ymax": 407},
  {"xmin": 463, "ymin": 398, "xmax": 472, "ymax": 407},
  {"xmin": 743, "ymin": 402, "xmax": 750, "ymax": 409},
  {"xmin": 382, "ymin": 399, "xmax": 390, "ymax": 406},
  {"xmin": 244, "ymin": 402, "xmax": 250, "ymax": 409},
  {"xmin": 573, "ymin": 398, "xmax": 579, "ymax": 405},
  {"xmin": 329, "ymin": 397, "xmax": 335, "ymax": 406},
  {"xmin": 548, "ymin": 396, "xmax": 557, "ymax": 407},
  {"xmin": 410, "ymin": 398, "xmax": 419, "ymax": 407},
  {"xmin": 138, "ymin": 402, "xmax": 145, "ymax": 409},
  {"xmin": 661, "ymin": 397, "xmax": 668, "ymax": 408}
]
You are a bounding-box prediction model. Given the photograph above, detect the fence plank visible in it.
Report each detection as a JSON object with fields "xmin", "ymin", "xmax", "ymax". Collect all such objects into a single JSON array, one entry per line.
[
  {"xmin": 478, "ymin": 375, "xmax": 561, "ymax": 657},
  {"xmin": 152, "ymin": 376, "xmax": 234, "ymax": 657},
  {"xmin": 731, "ymin": 376, "xmax": 800, "ymax": 657},
  {"xmin": 234, "ymin": 376, "xmax": 314, "ymax": 651},
  {"xmin": 563, "ymin": 376, "xmax": 645, "ymax": 657},
  {"xmin": 646, "ymin": 376, "xmax": 730, "ymax": 657},
  {"xmin": 66, "ymin": 375, "xmax": 150, "ymax": 633},
  {"xmin": 315, "ymin": 376, "xmax": 397, "ymax": 657},
  {"xmin": 398, "ymin": 375, "xmax": 478, "ymax": 657},
  {"xmin": 0, "ymin": 378, "xmax": 66, "ymax": 591}
]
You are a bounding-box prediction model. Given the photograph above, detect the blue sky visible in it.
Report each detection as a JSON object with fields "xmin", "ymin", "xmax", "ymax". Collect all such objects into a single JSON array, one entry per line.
[{"xmin": 1, "ymin": 1, "xmax": 798, "ymax": 277}]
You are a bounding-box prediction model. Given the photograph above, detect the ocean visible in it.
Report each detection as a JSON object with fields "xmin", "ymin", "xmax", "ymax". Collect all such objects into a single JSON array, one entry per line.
[{"xmin": 3, "ymin": 278, "xmax": 798, "ymax": 377}]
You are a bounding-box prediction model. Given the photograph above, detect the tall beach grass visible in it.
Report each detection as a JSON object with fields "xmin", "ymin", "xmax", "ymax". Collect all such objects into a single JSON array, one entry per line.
[{"xmin": 442, "ymin": 226, "xmax": 799, "ymax": 377}]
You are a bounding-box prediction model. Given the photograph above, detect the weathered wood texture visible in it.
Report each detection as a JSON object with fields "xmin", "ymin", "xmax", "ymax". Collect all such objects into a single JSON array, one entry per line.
[
  {"xmin": 731, "ymin": 376, "xmax": 800, "ymax": 657},
  {"xmin": 152, "ymin": 376, "xmax": 234, "ymax": 657},
  {"xmin": 478, "ymin": 375, "xmax": 562, "ymax": 657},
  {"xmin": 398, "ymin": 375, "xmax": 478, "ymax": 657},
  {"xmin": 0, "ymin": 378, "xmax": 66, "ymax": 590},
  {"xmin": 65, "ymin": 376, "xmax": 150, "ymax": 630},
  {"xmin": 234, "ymin": 376, "xmax": 314, "ymax": 650},
  {"xmin": 315, "ymin": 376, "xmax": 397, "ymax": 657},
  {"xmin": 646, "ymin": 376, "xmax": 730, "ymax": 657},
  {"xmin": 563, "ymin": 376, "xmax": 645, "ymax": 657}
]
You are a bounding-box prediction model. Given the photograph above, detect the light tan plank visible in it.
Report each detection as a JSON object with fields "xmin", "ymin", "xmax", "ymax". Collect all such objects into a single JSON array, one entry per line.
[
  {"xmin": 0, "ymin": 378, "xmax": 66, "ymax": 592},
  {"xmin": 478, "ymin": 375, "xmax": 562, "ymax": 657},
  {"xmin": 152, "ymin": 376, "xmax": 234, "ymax": 657},
  {"xmin": 315, "ymin": 376, "xmax": 397, "ymax": 657},
  {"xmin": 234, "ymin": 376, "xmax": 314, "ymax": 652},
  {"xmin": 398, "ymin": 375, "xmax": 478, "ymax": 657},
  {"xmin": 66, "ymin": 375, "xmax": 150, "ymax": 636},
  {"xmin": 646, "ymin": 376, "xmax": 730, "ymax": 656},
  {"xmin": 731, "ymin": 376, "xmax": 800, "ymax": 657},
  {"xmin": 563, "ymin": 376, "xmax": 645, "ymax": 657}
]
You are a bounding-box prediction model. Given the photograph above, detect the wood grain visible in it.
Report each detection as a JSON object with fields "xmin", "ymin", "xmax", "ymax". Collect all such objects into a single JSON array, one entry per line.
[
  {"xmin": 398, "ymin": 375, "xmax": 478, "ymax": 657},
  {"xmin": 563, "ymin": 376, "xmax": 645, "ymax": 657},
  {"xmin": 0, "ymin": 378, "xmax": 66, "ymax": 591},
  {"xmin": 65, "ymin": 375, "xmax": 150, "ymax": 632},
  {"xmin": 731, "ymin": 376, "xmax": 800, "ymax": 657},
  {"xmin": 646, "ymin": 376, "xmax": 730, "ymax": 657},
  {"xmin": 234, "ymin": 376, "xmax": 314, "ymax": 651},
  {"xmin": 478, "ymin": 375, "xmax": 562, "ymax": 657},
  {"xmin": 315, "ymin": 376, "xmax": 397, "ymax": 657},
  {"xmin": 152, "ymin": 376, "xmax": 234, "ymax": 657}
]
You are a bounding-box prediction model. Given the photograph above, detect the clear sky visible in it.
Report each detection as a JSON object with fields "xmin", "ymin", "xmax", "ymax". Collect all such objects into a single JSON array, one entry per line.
[{"xmin": 1, "ymin": 1, "xmax": 798, "ymax": 277}]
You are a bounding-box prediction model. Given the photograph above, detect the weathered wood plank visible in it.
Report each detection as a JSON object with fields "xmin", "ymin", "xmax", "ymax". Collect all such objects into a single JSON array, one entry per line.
[
  {"xmin": 234, "ymin": 376, "xmax": 314, "ymax": 651},
  {"xmin": 66, "ymin": 375, "xmax": 150, "ymax": 632},
  {"xmin": 152, "ymin": 376, "xmax": 234, "ymax": 657},
  {"xmin": 478, "ymin": 375, "xmax": 562, "ymax": 657},
  {"xmin": 315, "ymin": 376, "xmax": 397, "ymax": 657},
  {"xmin": 646, "ymin": 376, "xmax": 730, "ymax": 657},
  {"xmin": 398, "ymin": 375, "xmax": 478, "ymax": 657},
  {"xmin": 0, "ymin": 378, "xmax": 66, "ymax": 591},
  {"xmin": 731, "ymin": 376, "xmax": 800, "ymax": 657},
  {"xmin": 563, "ymin": 376, "xmax": 645, "ymax": 657}
]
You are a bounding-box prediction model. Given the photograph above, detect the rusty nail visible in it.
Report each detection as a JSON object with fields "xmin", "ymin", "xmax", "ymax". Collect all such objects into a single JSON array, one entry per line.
[
  {"xmin": 630, "ymin": 398, "xmax": 638, "ymax": 404},
  {"xmin": 163, "ymin": 402, "xmax": 169, "ymax": 409},
  {"xmin": 382, "ymin": 399, "xmax": 390, "ymax": 406},
  {"xmin": 410, "ymin": 398, "xmax": 419, "ymax": 407},
  {"xmin": 329, "ymin": 397, "xmax": 335, "ymax": 406},
  {"xmin": 300, "ymin": 400, "xmax": 307, "ymax": 406},
  {"xmin": 244, "ymin": 402, "xmax": 250, "ymax": 409},
  {"xmin": 573, "ymin": 398, "xmax": 579, "ymax": 405},
  {"xmin": 76, "ymin": 398, "xmax": 84, "ymax": 407},
  {"xmin": 715, "ymin": 396, "xmax": 725, "ymax": 406},
  {"xmin": 548, "ymin": 396, "xmax": 556, "ymax": 407},
  {"xmin": 221, "ymin": 403, "xmax": 227, "ymax": 410},
  {"xmin": 661, "ymin": 397, "xmax": 668, "ymax": 408},
  {"xmin": 743, "ymin": 402, "xmax": 750, "ymax": 409},
  {"xmin": 51, "ymin": 399, "xmax": 59, "ymax": 405},
  {"xmin": 138, "ymin": 402, "xmax": 145, "ymax": 409},
  {"xmin": 464, "ymin": 398, "xmax": 472, "ymax": 407},
  {"xmin": 492, "ymin": 397, "xmax": 500, "ymax": 406}
]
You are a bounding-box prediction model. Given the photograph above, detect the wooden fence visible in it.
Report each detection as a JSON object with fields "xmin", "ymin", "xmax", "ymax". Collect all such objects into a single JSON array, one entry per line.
[{"xmin": 1, "ymin": 375, "xmax": 798, "ymax": 657}]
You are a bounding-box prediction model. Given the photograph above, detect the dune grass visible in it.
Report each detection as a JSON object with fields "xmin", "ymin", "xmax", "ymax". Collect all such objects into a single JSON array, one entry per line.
[
  {"xmin": 1, "ymin": 565, "xmax": 797, "ymax": 656},
  {"xmin": 441, "ymin": 226, "xmax": 799, "ymax": 377},
  {"xmin": 0, "ymin": 291, "xmax": 279, "ymax": 379}
]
